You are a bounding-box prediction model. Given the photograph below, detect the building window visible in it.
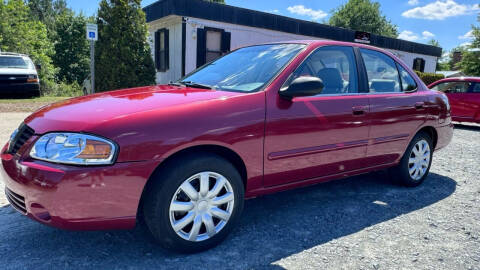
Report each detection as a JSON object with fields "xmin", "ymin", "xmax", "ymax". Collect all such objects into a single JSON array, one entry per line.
[
  {"xmin": 412, "ymin": 58, "xmax": 425, "ymax": 72},
  {"xmin": 197, "ymin": 27, "xmax": 231, "ymax": 68},
  {"xmin": 155, "ymin": 28, "xmax": 169, "ymax": 72}
]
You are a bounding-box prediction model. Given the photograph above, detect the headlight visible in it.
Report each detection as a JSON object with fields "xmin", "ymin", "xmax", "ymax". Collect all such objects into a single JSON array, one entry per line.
[{"xmin": 30, "ymin": 133, "xmax": 117, "ymax": 165}]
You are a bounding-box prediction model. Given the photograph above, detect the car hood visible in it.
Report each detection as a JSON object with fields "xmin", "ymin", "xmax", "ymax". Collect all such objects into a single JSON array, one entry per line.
[
  {"xmin": 0, "ymin": 68, "xmax": 36, "ymax": 75},
  {"xmin": 24, "ymin": 85, "xmax": 244, "ymax": 134}
]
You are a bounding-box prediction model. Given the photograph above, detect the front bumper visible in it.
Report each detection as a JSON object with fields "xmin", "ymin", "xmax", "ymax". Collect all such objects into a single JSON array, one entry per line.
[
  {"xmin": 1, "ymin": 142, "xmax": 159, "ymax": 231},
  {"xmin": 0, "ymin": 83, "xmax": 40, "ymax": 96}
]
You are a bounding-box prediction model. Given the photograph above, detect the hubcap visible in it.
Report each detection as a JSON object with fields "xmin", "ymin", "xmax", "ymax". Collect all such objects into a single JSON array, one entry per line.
[
  {"xmin": 169, "ymin": 172, "xmax": 235, "ymax": 242},
  {"xmin": 408, "ymin": 139, "xmax": 431, "ymax": 181}
]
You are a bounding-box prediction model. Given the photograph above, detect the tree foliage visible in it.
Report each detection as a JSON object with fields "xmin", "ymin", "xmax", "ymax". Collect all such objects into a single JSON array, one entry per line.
[
  {"xmin": 205, "ymin": 0, "xmax": 225, "ymax": 3},
  {"xmin": 95, "ymin": 0, "xmax": 156, "ymax": 92},
  {"xmin": 457, "ymin": 24, "xmax": 480, "ymax": 76},
  {"xmin": 53, "ymin": 10, "xmax": 92, "ymax": 84},
  {"xmin": 329, "ymin": 0, "xmax": 398, "ymax": 38}
]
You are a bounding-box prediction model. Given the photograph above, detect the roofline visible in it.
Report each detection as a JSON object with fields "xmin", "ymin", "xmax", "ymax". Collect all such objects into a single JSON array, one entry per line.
[{"xmin": 143, "ymin": 0, "xmax": 442, "ymax": 57}]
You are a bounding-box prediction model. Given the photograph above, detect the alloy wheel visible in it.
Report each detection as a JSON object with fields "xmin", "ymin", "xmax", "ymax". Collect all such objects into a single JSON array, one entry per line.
[
  {"xmin": 408, "ymin": 139, "xmax": 431, "ymax": 181},
  {"xmin": 169, "ymin": 172, "xmax": 235, "ymax": 242}
]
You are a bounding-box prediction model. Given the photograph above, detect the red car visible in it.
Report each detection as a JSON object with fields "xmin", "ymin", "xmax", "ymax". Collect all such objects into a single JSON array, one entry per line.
[
  {"xmin": 429, "ymin": 77, "xmax": 480, "ymax": 123},
  {"xmin": 1, "ymin": 41, "xmax": 453, "ymax": 253}
]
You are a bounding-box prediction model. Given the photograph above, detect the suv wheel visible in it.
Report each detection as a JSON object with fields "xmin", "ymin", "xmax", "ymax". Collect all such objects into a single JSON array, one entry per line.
[
  {"xmin": 143, "ymin": 153, "xmax": 244, "ymax": 253},
  {"xmin": 390, "ymin": 132, "xmax": 433, "ymax": 187}
]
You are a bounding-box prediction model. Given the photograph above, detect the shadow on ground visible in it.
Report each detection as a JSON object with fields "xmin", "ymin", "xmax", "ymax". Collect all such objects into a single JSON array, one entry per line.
[
  {"xmin": 0, "ymin": 172, "xmax": 456, "ymax": 269},
  {"xmin": 454, "ymin": 123, "xmax": 480, "ymax": 132}
]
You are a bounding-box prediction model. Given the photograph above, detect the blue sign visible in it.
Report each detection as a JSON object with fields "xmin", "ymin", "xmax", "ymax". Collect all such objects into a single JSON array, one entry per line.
[{"xmin": 89, "ymin": 32, "xmax": 96, "ymax": 39}]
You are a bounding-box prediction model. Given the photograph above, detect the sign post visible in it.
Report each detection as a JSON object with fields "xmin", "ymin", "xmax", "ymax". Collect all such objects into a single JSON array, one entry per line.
[{"xmin": 86, "ymin": 23, "xmax": 98, "ymax": 94}]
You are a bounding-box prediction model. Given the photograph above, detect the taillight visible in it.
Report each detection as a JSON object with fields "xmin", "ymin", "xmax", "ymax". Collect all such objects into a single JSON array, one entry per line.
[{"xmin": 27, "ymin": 74, "xmax": 39, "ymax": 83}]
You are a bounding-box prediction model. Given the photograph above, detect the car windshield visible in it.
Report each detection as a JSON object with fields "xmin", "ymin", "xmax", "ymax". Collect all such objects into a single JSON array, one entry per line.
[
  {"xmin": 180, "ymin": 44, "xmax": 306, "ymax": 92},
  {"xmin": 0, "ymin": 56, "xmax": 31, "ymax": 69}
]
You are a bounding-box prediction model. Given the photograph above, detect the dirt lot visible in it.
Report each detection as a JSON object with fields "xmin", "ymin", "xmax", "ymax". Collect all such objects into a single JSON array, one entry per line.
[{"xmin": 0, "ymin": 106, "xmax": 479, "ymax": 269}]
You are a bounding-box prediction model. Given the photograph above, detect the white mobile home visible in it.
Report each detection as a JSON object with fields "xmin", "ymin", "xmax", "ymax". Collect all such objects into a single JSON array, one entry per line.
[{"xmin": 144, "ymin": 0, "xmax": 442, "ymax": 84}]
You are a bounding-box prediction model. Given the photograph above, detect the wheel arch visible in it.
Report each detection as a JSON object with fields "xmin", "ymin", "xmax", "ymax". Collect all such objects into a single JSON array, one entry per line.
[
  {"xmin": 136, "ymin": 144, "xmax": 248, "ymax": 220},
  {"xmin": 417, "ymin": 126, "xmax": 438, "ymax": 150}
]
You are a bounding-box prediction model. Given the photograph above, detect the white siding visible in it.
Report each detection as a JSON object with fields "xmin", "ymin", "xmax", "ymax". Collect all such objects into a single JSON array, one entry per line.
[
  {"xmin": 148, "ymin": 16, "xmax": 438, "ymax": 84},
  {"xmin": 148, "ymin": 16, "xmax": 183, "ymax": 84}
]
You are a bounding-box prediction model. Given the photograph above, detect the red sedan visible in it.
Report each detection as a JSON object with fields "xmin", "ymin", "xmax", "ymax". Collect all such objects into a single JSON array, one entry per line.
[
  {"xmin": 1, "ymin": 41, "xmax": 453, "ymax": 253},
  {"xmin": 429, "ymin": 77, "xmax": 480, "ymax": 124}
]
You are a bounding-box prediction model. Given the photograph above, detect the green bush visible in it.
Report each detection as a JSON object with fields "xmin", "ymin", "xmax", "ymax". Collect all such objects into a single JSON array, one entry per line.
[
  {"xmin": 415, "ymin": 71, "xmax": 445, "ymax": 86},
  {"xmin": 41, "ymin": 80, "xmax": 83, "ymax": 97}
]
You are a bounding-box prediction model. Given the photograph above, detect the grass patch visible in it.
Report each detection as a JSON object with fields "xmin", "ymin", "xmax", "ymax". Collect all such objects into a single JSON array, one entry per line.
[{"xmin": 0, "ymin": 96, "xmax": 71, "ymax": 104}]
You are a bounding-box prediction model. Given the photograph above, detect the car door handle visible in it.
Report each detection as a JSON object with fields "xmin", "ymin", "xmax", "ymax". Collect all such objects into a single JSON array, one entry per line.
[
  {"xmin": 415, "ymin": 102, "xmax": 425, "ymax": 109},
  {"xmin": 352, "ymin": 106, "xmax": 368, "ymax": 116}
]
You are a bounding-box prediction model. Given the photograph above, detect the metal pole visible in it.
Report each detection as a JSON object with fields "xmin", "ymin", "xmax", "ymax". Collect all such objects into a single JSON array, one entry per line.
[{"xmin": 90, "ymin": 40, "xmax": 95, "ymax": 94}]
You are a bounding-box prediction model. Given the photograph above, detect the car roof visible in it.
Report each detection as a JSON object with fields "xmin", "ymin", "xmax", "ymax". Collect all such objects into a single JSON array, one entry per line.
[
  {"xmin": 0, "ymin": 52, "xmax": 29, "ymax": 57},
  {"xmin": 431, "ymin": 77, "xmax": 480, "ymax": 84}
]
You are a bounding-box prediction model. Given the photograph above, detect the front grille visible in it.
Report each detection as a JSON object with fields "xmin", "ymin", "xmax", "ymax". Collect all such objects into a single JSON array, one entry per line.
[
  {"xmin": 5, "ymin": 188, "xmax": 27, "ymax": 215},
  {"xmin": 0, "ymin": 74, "xmax": 28, "ymax": 85},
  {"xmin": 7, "ymin": 123, "xmax": 35, "ymax": 154}
]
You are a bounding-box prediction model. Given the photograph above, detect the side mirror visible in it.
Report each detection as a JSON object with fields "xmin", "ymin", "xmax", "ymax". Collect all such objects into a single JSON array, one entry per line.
[
  {"xmin": 279, "ymin": 76, "xmax": 324, "ymax": 99},
  {"xmin": 35, "ymin": 64, "xmax": 42, "ymax": 71}
]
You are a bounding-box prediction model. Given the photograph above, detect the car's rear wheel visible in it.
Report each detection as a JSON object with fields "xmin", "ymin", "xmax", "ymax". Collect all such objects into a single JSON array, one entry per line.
[
  {"xmin": 143, "ymin": 153, "xmax": 244, "ymax": 253},
  {"xmin": 390, "ymin": 132, "xmax": 433, "ymax": 187}
]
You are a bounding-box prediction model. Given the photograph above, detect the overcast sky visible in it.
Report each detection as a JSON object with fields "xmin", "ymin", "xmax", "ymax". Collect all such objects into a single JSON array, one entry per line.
[{"xmin": 67, "ymin": 0, "xmax": 478, "ymax": 52}]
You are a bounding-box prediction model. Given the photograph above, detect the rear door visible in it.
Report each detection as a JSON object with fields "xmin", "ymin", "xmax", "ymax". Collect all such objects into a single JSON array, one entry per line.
[
  {"xmin": 359, "ymin": 48, "xmax": 428, "ymax": 165},
  {"xmin": 431, "ymin": 81, "xmax": 473, "ymax": 119}
]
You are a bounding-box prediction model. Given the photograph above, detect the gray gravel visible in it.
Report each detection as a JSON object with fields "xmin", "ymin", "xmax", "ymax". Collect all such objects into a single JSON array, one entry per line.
[{"xmin": 0, "ymin": 112, "xmax": 479, "ymax": 270}]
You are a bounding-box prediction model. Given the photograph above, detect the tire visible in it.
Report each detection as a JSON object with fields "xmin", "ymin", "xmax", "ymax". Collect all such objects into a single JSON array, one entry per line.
[
  {"xmin": 389, "ymin": 131, "xmax": 433, "ymax": 187},
  {"xmin": 142, "ymin": 153, "xmax": 245, "ymax": 253}
]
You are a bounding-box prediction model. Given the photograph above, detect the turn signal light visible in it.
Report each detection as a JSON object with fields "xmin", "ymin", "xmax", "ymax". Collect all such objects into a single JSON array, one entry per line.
[
  {"xmin": 27, "ymin": 75, "xmax": 39, "ymax": 83},
  {"xmin": 77, "ymin": 140, "xmax": 113, "ymax": 159}
]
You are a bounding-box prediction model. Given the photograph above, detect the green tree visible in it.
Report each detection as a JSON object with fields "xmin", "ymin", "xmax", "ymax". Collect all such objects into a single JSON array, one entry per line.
[
  {"xmin": 53, "ymin": 10, "xmax": 91, "ymax": 84},
  {"xmin": 427, "ymin": 39, "xmax": 440, "ymax": 47},
  {"xmin": 0, "ymin": 0, "xmax": 56, "ymax": 90},
  {"xmin": 27, "ymin": 0, "xmax": 68, "ymax": 38},
  {"xmin": 205, "ymin": 0, "xmax": 225, "ymax": 3},
  {"xmin": 95, "ymin": 0, "xmax": 156, "ymax": 92},
  {"xmin": 329, "ymin": 0, "xmax": 398, "ymax": 38},
  {"xmin": 457, "ymin": 25, "xmax": 480, "ymax": 76}
]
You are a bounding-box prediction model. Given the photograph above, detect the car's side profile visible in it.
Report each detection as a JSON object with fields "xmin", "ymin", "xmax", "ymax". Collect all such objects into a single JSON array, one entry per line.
[
  {"xmin": 428, "ymin": 77, "xmax": 480, "ymax": 124},
  {"xmin": 1, "ymin": 41, "xmax": 453, "ymax": 253}
]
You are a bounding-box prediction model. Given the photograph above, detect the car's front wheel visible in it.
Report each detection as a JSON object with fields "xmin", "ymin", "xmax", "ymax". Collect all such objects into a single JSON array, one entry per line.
[
  {"xmin": 390, "ymin": 131, "xmax": 433, "ymax": 187},
  {"xmin": 143, "ymin": 153, "xmax": 244, "ymax": 253}
]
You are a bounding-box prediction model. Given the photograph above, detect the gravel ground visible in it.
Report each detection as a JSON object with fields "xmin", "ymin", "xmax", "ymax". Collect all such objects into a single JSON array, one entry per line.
[{"xmin": 0, "ymin": 111, "xmax": 479, "ymax": 270}]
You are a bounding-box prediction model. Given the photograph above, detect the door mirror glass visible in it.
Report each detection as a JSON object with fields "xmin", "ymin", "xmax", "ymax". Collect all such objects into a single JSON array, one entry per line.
[{"xmin": 280, "ymin": 76, "xmax": 324, "ymax": 99}]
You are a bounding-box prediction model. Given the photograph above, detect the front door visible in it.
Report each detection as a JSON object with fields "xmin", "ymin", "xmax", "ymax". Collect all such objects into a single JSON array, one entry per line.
[{"xmin": 264, "ymin": 46, "xmax": 370, "ymax": 187}]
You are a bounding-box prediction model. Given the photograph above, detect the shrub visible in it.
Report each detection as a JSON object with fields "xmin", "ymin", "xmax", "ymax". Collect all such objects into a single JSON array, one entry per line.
[
  {"xmin": 415, "ymin": 71, "xmax": 445, "ymax": 86},
  {"xmin": 41, "ymin": 80, "xmax": 83, "ymax": 97}
]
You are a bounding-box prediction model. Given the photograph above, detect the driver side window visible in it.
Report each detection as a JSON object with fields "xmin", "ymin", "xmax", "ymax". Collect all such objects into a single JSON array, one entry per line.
[{"xmin": 284, "ymin": 46, "xmax": 359, "ymax": 95}]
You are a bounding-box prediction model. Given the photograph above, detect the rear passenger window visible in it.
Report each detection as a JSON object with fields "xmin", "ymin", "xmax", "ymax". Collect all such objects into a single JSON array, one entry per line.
[
  {"xmin": 360, "ymin": 49, "xmax": 401, "ymax": 93},
  {"xmin": 397, "ymin": 64, "xmax": 417, "ymax": 91},
  {"xmin": 432, "ymin": 82, "xmax": 471, "ymax": 93},
  {"xmin": 285, "ymin": 46, "xmax": 358, "ymax": 95},
  {"xmin": 472, "ymin": 83, "xmax": 480, "ymax": 93}
]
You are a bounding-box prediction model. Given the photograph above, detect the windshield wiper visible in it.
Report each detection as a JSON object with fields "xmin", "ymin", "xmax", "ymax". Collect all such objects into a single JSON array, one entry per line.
[{"xmin": 179, "ymin": 81, "xmax": 213, "ymax": 89}]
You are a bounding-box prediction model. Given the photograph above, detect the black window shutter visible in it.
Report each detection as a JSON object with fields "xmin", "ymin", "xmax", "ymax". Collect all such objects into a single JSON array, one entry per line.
[
  {"xmin": 155, "ymin": 30, "xmax": 160, "ymax": 71},
  {"xmin": 420, "ymin": 58, "xmax": 425, "ymax": 72},
  {"xmin": 221, "ymin": 31, "xmax": 231, "ymax": 53},
  {"xmin": 197, "ymin": 28, "xmax": 206, "ymax": 68},
  {"xmin": 164, "ymin": 29, "xmax": 170, "ymax": 71}
]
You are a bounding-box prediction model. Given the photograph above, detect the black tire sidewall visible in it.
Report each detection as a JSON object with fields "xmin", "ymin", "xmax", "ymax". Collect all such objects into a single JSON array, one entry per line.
[
  {"xmin": 394, "ymin": 132, "xmax": 433, "ymax": 187},
  {"xmin": 143, "ymin": 153, "xmax": 245, "ymax": 253}
]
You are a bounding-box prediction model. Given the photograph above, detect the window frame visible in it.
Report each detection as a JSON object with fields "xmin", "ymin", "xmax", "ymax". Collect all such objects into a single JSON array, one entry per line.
[
  {"xmin": 358, "ymin": 48, "xmax": 419, "ymax": 95},
  {"xmin": 281, "ymin": 45, "xmax": 362, "ymax": 97},
  {"xmin": 155, "ymin": 28, "xmax": 169, "ymax": 72}
]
